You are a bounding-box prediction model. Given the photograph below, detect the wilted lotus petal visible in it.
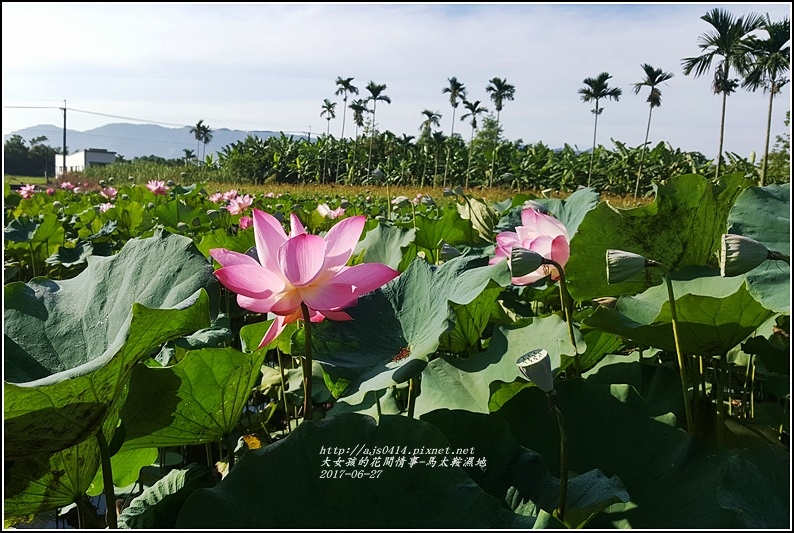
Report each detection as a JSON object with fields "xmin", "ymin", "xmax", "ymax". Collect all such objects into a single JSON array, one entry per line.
[
  {"xmin": 606, "ymin": 249, "xmax": 650, "ymax": 284},
  {"xmin": 720, "ymin": 234, "xmax": 771, "ymax": 277},
  {"xmin": 516, "ymin": 349, "xmax": 554, "ymax": 393}
]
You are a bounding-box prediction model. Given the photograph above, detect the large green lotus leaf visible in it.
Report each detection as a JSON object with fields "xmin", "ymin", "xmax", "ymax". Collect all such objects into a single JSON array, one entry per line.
[
  {"xmin": 422, "ymin": 409, "xmax": 629, "ymax": 529},
  {"xmin": 4, "ymin": 231, "xmax": 214, "ymax": 459},
  {"xmin": 566, "ymin": 173, "xmax": 751, "ymax": 301},
  {"xmin": 352, "ymin": 222, "xmax": 416, "ymax": 270},
  {"xmin": 456, "ymin": 196, "xmax": 499, "ymax": 243},
  {"xmin": 197, "ymin": 227, "xmax": 255, "ymax": 258},
  {"xmin": 415, "ymin": 316, "xmax": 583, "ymax": 417},
  {"xmin": 716, "ymin": 446, "xmax": 790, "ymax": 528},
  {"xmin": 121, "ymin": 347, "xmax": 266, "ymax": 449},
  {"xmin": 86, "ymin": 445, "xmax": 159, "ymax": 497},
  {"xmin": 582, "ymin": 266, "xmax": 775, "ymax": 356},
  {"xmin": 176, "ymin": 414, "xmax": 536, "ymax": 529},
  {"xmin": 118, "ymin": 463, "xmax": 218, "ymax": 529},
  {"xmin": 726, "ymin": 183, "xmax": 790, "ymax": 312},
  {"xmin": 495, "ymin": 380, "xmax": 789, "ymax": 528},
  {"xmin": 300, "ymin": 256, "xmax": 512, "ymax": 406},
  {"xmin": 438, "ymin": 284, "xmax": 503, "ymax": 353},
  {"xmin": 412, "ymin": 208, "xmax": 474, "ymax": 250},
  {"xmin": 4, "ymin": 392, "xmax": 124, "ymax": 519},
  {"xmin": 153, "ymin": 201, "xmax": 205, "ymax": 232}
]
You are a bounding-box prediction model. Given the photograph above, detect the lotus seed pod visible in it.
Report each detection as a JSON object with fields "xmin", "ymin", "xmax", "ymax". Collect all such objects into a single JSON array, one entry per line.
[
  {"xmin": 509, "ymin": 247, "xmax": 546, "ymax": 278},
  {"xmin": 273, "ymin": 211, "xmax": 286, "ymax": 223},
  {"xmin": 191, "ymin": 217, "xmax": 201, "ymax": 227},
  {"xmin": 206, "ymin": 209, "xmax": 220, "ymax": 220},
  {"xmin": 99, "ymin": 180, "xmax": 106, "ymax": 187},
  {"xmin": 420, "ymin": 195, "xmax": 435, "ymax": 206},
  {"xmin": 340, "ymin": 199, "xmax": 350, "ymax": 209},
  {"xmin": 720, "ymin": 234, "xmax": 770, "ymax": 277},
  {"xmin": 52, "ymin": 201, "xmax": 62, "ymax": 209},
  {"xmin": 166, "ymin": 180, "xmax": 175, "ymax": 187},
  {"xmin": 443, "ymin": 188, "xmax": 455, "ymax": 197},
  {"xmin": 147, "ymin": 202, "xmax": 155, "ymax": 210},
  {"xmin": 606, "ymin": 249, "xmax": 649, "ymax": 284},
  {"xmin": 121, "ymin": 194, "xmax": 130, "ymax": 200},
  {"xmin": 177, "ymin": 222, "xmax": 189, "ymax": 231},
  {"xmin": 516, "ymin": 349, "xmax": 554, "ymax": 393},
  {"xmin": 108, "ymin": 177, "xmax": 115, "ymax": 184}
]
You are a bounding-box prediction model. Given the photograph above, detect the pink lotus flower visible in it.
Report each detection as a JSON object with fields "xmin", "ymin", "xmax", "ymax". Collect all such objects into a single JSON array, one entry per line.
[
  {"xmin": 222, "ymin": 189, "xmax": 238, "ymax": 201},
  {"xmin": 100, "ymin": 187, "xmax": 117, "ymax": 199},
  {"xmin": 227, "ymin": 194, "xmax": 253, "ymax": 215},
  {"xmin": 239, "ymin": 215, "xmax": 253, "ymax": 230},
  {"xmin": 265, "ymin": 192, "xmax": 275, "ymax": 198},
  {"xmin": 46, "ymin": 188, "xmax": 55, "ymax": 196},
  {"xmin": 317, "ymin": 203, "xmax": 346, "ymax": 220},
  {"xmin": 146, "ymin": 180, "xmax": 169, "ymax": 195},
  {"xmin": 60, "ymin": 181, "xmax": 75, "ymax": 190},
  {"xmin": 209, "ymin": 192, "xmax": 223, "ymax": 203},
  {"xmin": 20, "ymin": 184, "xmax": 36, "ymax": 199},
  {"xmin": 99, "ymin": 202, "xmax": 114, "ymax": 213},
  {"xmin": 489, "ymin": 207, "xmax": 570, "ymax": 285},
  {"xmin": 210, "ymin": 209, "xmax": 399, "ymax": 348}
]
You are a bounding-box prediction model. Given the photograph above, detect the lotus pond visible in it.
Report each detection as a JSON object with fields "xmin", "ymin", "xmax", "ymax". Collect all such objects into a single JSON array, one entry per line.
[{"xmin": 3, "ymin": 174, "xmax": 790, "ymax": 529}]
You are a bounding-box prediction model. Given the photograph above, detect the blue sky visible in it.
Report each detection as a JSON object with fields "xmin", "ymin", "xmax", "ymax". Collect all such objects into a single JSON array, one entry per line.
[{"xmin": 2, "ymin": 3, "xmax": 791, "ymax": 160}]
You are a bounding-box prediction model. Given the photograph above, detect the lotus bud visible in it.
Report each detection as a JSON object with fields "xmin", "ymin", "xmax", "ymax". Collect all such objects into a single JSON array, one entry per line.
[
  {"xmin": 510, "ymin": 247, "xmax": 546, "ymax": 277},
  {"xmin": 439, "ymin": 242, "xmax": 462, "ymax": 261},
  {"xmin": 516, "ymin": 349, "xmax": 554, "ymax": 393},
  {"xmin": 720, "ymin": 234, "xmax": 772, "ymax": 277},
  {"xmin": 392, "ymin": 196, "xmax": 410, "ymax": 208},
  {"xmin": 420, "ymin": 195, "xmax": 435, "ymax": 206},
  {"xmin": 606, "ymin": 249, "xmax": 657, "ymax": 284},
  {"xmin": 523, "ymin": 200, "xmax": 548, "ymax": 214}
]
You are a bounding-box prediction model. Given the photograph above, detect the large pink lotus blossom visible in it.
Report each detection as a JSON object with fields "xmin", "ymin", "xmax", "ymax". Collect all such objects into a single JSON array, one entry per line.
[
  {"xmin": 20, "ymin": 184, "xmax": 36, "ymax": 199},
  {"xmin": 210, "ymin": 209, "xmax": 399, "ymax": 348},
  {"xmin": 489, "ymin": 207, "xmax": 570, "ymax": 285},
  {"xmin": 227, "ymin": 194, "xmax": 253, "ymax": 215},
  {"xmin": 146, "ymin": 180, "xmax": 169, "ymax": 195},
  {"xmin": 100, "ymin": 187, "xmax": 117, "ymax": 199}
]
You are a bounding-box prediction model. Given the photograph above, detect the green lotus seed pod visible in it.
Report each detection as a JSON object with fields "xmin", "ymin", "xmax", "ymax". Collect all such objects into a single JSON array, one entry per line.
[
  {"xmin": 516, "ymin": 349, "xmax": 554, "ymax": 393},
  {"xmin": 720, "ymin": 234, "xmax": 770, "ymax": 277},
  {"xmin": 606, "ymin": 249, "xmax": 649, "ymax": 284}
]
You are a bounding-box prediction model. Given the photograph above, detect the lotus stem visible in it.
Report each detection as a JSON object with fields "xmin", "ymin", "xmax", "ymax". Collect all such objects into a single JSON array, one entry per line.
[
  {"xmin": 95, "ymin": 430, "xmax": 118, "ymax": 529},
  {"xmin": 407, "ymin": 377, "xmax": 418, "ymax": 419},
  {"xmin": 373, "ymin": 390, "xmax": 382, "ymax": 419},
  {"xmin": 276, "ymin": 348, "xmax": 291, "ymax": 433},
  {"xmin": 549, "ymin": 392, "xmax": 568, "ymax": 522},
  {"xmin": 547, "ymin": 260, "xmax": 580, "ymax": 376},
  {"xmin": 301, "ymin": 302, "xmax": 313, "ymax": 422},
  {"xmin": 660, "ymin": 270, "xmax": 694, "ymax": 433}
]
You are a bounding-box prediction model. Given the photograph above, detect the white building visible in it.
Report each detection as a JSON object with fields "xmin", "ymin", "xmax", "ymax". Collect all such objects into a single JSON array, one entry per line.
[{"xmin": 55, "ymin": 148, "xmax": 116, "ymax": 176}]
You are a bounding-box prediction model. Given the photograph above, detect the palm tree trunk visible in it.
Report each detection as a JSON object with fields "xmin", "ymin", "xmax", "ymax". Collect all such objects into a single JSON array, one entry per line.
[
  {"xmin": 367, "ymin": 103, "xmax": 377, "ymax": 179},
  {"xmin": 443, "ymin": 107, "xmax": 457, "ymax": 187},
  {"xmin": 634, "ymin": 105, "xmax": 654, "ymax": 199},
  {"xmin": 466, "ymin": 127, "xmax": 475, "ymax": 188},
  {"xmin": 760, "ymin": 84, "xmax": 775, "ymax": 186},
  {"xmin": 587, "ymin": 105, "xmax": 600, "ymax": 188},
  {"xmin": 716, "ymin": 91, "xmax": 727, "ymax": 181},
  {"xmin": 335, "ymin": 97, "xmax": 348, "ymax": 182},
  {"xmin": 490, "ymin": 111, "xmax": 501, "ymax": 188}
]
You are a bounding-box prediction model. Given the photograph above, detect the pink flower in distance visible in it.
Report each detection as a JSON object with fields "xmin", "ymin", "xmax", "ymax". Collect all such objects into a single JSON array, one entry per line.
[
  {"xmin": 317, "ymin": 203, "xmax": 346, "ymax": 220},
  {"xmin": 146, "ymin": 180, "xmax": 169, "ymax": 195},
  {"xmin": 227, "ymin": 194, "xmax": 253, "ymax": 215},
  {"xmin": 239, "ymin": 215, "xmax": 253, "ymax": 230},
  {"xmin": 60, "ymin": 181, "xmax": 75, "ymax": 190},
  {"xmin": 210, "ymin": 209, "xmax": 399, "ymax": 348},
  {"xmin": 46, "ymin": 188, "xmax": 55, "ymax": 196},
  {"xmin": 20, "ymin": 184, "xmax": 36, "ymax": 199},
  {"xmin": 489, "ymin": 207, "xmax": 570, "ymax": 285},
  {"xmin": 100, "ymin": 186, "xmax": 117, "ymax": 199},
  {"xmin": 99, "ymin": 202, "xmax": 114, "ymax": 213},
  {"xmin": 222, "ymin": 189, "xmax": 238, "ymax": 201},
  {"xmin": 209, "ymin": 192, "xmax": 223, "ymax": 203}
]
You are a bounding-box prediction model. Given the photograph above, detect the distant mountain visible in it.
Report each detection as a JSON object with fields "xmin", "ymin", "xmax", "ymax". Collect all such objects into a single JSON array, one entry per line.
[{"xmin": 3, "ymin": 123, "xmax": 299, "ymax": 160}]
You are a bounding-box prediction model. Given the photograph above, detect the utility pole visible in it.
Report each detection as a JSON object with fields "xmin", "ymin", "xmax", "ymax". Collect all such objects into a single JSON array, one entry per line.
[{"xmin": 60, "ymin": 99, "xmax": 66, "ymax": 179}]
